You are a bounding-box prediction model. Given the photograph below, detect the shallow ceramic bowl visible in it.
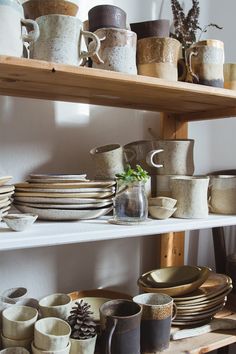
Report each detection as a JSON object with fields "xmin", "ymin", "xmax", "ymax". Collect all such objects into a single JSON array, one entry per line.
[
  {"xmin": 1, "ymin": 287, "xmax": 27, "ymax": 301},
  {"xmin": 141, "ymin": 265, "xmax": 202, "ymax": 288},
  {"xmin": 1, "ymin": 334, "xmax": 32, "ymax": 350},
  {"xmin": 148, "ymin": 197, "xmax": 177, "ymax": 208},
  {"xmin": 31, "ymin": 341, "xmax": 71, "ymax": 354},
  {"xmin": 69, "ymin": 289, "xmax": 132, "ymax": 301},
  {"xmin": 0, "ymin": 348, "xmax": 30, "ymax": 354},
  {"xmin": 148, "ymin": 206, "xmax": 177, "ymax": 219},
  {"xmin": 3, "ymin": 214, "xmax": 38, "ymax": 232},
  {"xmin": 23, "ymin": 0, "xmax": 79, "ymax": 20},
  {"xmin": 34, "ymin": 318, "xmax": 71, "ymax": 351}
]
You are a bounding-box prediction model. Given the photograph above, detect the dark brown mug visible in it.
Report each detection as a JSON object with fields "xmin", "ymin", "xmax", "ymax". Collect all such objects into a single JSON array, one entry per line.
[
  {"xmin": 100, "ymin": 299, "xmax": 142, "ymax": 354},
  {"xmin": 88, "ymin": 5, "xmax": 127, "ymax": 32},
  {"xmin": 130, "ymin": 19, "xmax": 170, "ymax": 40}
]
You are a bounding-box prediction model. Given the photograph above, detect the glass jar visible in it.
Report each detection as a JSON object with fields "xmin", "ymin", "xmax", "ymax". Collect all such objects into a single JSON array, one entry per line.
[{"xmin": 113, "ymin": 181, "xmax": 148, "ymax": 223}]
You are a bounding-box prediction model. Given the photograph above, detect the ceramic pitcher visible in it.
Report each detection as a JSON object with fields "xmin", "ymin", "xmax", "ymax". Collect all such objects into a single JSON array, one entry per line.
[
  {"xmin": 29, "ymin": 14, "xmax": 101, "ymax": 66},
  {"xmin": 0, "ymin": 0, "xmax": 39, "ymax": 57}
]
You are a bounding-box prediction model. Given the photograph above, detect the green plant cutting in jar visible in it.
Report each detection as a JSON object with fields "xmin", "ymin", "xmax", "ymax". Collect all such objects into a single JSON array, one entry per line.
[{"xmin": 114, "ymin": 165, "xmax": 149, "ymax": 224}]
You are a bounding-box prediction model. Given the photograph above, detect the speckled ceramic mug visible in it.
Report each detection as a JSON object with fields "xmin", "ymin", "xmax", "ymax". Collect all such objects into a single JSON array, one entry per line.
[{"xmin": 29, "ymin": 14, "xmax": 101, "ymax": 65}]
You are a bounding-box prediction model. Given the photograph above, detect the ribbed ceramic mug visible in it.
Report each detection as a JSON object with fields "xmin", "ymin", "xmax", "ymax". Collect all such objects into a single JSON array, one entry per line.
[
  {"xmin": 224, "ymin": 63, "xmax": 236, "ymax": 90},
  {"xmin": 0, "ymin": 0, "xmax": 39, "ymax": 57},
  {"xmin": 208, "ymin": 175, "xmax": 236, "ymax": 214},
  {"xmin": 186, "ymin": 40, "xmax": 225, "ymax": 87},
  {"xmin": 133, "ymin": 293, "xmax": 176, "ymax": 352},
  {"xmin": 29, "ymin": 14, "xmax": 101, "ymax": 65},
  {"xmin": 100, "ymin": 299, "xmax": 142, "ymax": 354},
  {"xmin": 137, "ymin": 37, "xmax": 181, "ymax": 81}
]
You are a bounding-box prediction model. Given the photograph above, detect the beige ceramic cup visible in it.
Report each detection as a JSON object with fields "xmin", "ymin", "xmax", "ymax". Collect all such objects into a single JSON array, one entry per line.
[
  {"xmin": 31, "ymin": 341, "xmax": 71, "ymax": 354},
  {"xmin": 209, "ymin": 175, "xmax": 236, "ymax": 214},
  {"xmin": 2, "ymin": 306, "xmax": 38, "ymax": 340},
  {"xmin": 34, "ymin": 318, "xmax": 71, "ymax": 351},
  {"xmin": 0, "ymin": 348, "xmax": 30, "ymax": 354},
  {"xmin": 1, "ymin": 334, "xmax": 32, "ymax": 350},
  {"xmin": 137, "ymin": 37, "xmax": 181, "ymax": 81},
  {"xmin": 39, "ymin": 294, "xmax": 71, "ymax": 320},
  {"xmin": 224, "ymin": 64, "xmax": 236, "ymax": 90}
]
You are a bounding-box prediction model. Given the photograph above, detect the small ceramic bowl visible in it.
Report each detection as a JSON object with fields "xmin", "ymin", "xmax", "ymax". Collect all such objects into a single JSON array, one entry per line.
[
  {"xmin": 34, "ymin": 318, "xmax": 71, "ymax": 351},
  {"xmin": 39, "ymin": 294, "xmax": 71, "ymax": 320},
  {"xmin": 2, "ymin": 306, "xmax": 38, "ymax": 340},
  {"xmin": 3, "ymin": 214, "xmax": 38, "ymax": 232},
  {"xmin": 1, "ymin": 287, "xmax": 27, "ymax": 302},
  {"xmin": 1, "ymin": 334, "xmax": 32, "ymax": 350},
  {"xmin": 31, "ymin": 341, "xmax": 71, "ymax": 354},
  {"xmin": 0, "ymin": 348, "xmax": 30, "ymax": 354},
  {"xmin": 148, "ymin": 206, "xmax": 177, "ymax": 220},
  {"xmin": 148, "ymin": 196, "xmax": 177, "ymax": 209}
]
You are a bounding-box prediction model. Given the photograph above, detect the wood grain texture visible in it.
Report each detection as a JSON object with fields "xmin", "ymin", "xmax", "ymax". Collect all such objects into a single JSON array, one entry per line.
[{"xmin": 0, "ymin": 56, "xmax": 236, "ymax": 120}]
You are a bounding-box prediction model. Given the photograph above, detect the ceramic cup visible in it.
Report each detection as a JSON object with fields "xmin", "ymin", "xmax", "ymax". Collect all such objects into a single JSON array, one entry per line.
[
  {"xmin": 137, "ymin": 37, "xmax": 181, "ymax": 81},
  {"xmin": 130, "ymin": 20, "xmax": 170, "ymax": 40},
  {"xmin": 133, "ymin": 293, "xmax": 176, "ymax": 352},
  {"xmin": 39, "ymin": 294, "xmax": 71, "ymax": 320},
  {"xmin": 224, "ymin": 63, "xmax": 236, "ymax": 90},
  {"xmin": 100, "ymin": 299, "xmax": 142, "ymax": 354},
  {"xmin": 0, "ymin": 348, "xmax": 30, "ymax": 354},
  {"xmin": 90, "ymin": 28, "xmax": 137, "ymax": 75},
  {"xmin": 186, "ymin": 40, "xmax": 225, "ymax": 87},
  {"xmin": 70, "ymin": 336, "xmax": 97, "ymax": 354},
  {"xmin": 208, "ymin": 175, "xmax": 236, "ymax": 214},
  {"xmin": 2, "ymin": 306, "xmax": 38, "ymax": 340},
  {"xmin": 34, "ymin": 317, "xmax": 71, "ymax": 351},
  {"xmin": 0, "ymin": 297, "xmax": 16, "ymax": 329},
  {"xmin": 29, "ymin": 14, "xmax": 101, "ymax": 66},
  {"xmin": 0, "ymin": 0, "xmax": 39, "ymax": 57},
  {"xmin": 90, "ymin": 144, "xmax": 125, "ymax": 180},
  {"xmin": 1, "ymin": 334, "xmax": 32, "ymax": 350},
  {"xmin": 170, "ymin": 176, "xmax": 210, "ymax": 218},
  {"xmin": 1, "ymin": 288, "xmax": 27, "ymax": 302},
  {"xmin": 88, "ymin": 5, "xmax": 127, "ymax": 32},
  {"xmin": 31, "ymin": 341, "xmax": 71, "ymax": 354}
]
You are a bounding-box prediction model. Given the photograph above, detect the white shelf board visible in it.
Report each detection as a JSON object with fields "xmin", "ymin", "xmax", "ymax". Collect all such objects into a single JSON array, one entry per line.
[{"xmin": 0, "ymin": 214, "xmax": 236, "ymax": 251}]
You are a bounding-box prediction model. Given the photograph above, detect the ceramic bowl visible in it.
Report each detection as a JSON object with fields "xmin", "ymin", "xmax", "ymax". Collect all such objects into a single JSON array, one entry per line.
[
  {"xmin": 2, "ymin": 306, "xmax": 38, "ymax": 340},
  {"xmin": 69, "ymin": 289, "xmax": 132, "ymax": 301},
  {"xmin": 72, "ymin": 297, "xmax": 110, "ymax": 322},
  {"xmin": 148, "ymin": 196, "xmax": 177, "ymax": 208},
  {"xmin": 39, "ymin": 294, "xmax": 71, "ymax": 320},
  {"xmin": 148, "ymin": 206, "xmax": 176, "ymax": 219},
  {"xmin": 34, "ymin": 318, "xmax": 71, "ymax": 351},
  {"xmin": 31, "ymin": 341, "xmax": 71, "ymax": 354},
  {"xmin": 3, "ymin": 214, "xmax": 38, "ymax": 232},
  {"xmin": 0, "ymin": 348, "xmax": 30, "ymax": 354},
  {"xmin": 1, "ymin": 288, "xmax": 27, "ymax": 301},
  {"xmin": 23, "ymin": 0, "xmax": 79, "ymax": 20},
  {"xmin": 1, "ymin": 334, "xmax": 32, "ymax": 350}
]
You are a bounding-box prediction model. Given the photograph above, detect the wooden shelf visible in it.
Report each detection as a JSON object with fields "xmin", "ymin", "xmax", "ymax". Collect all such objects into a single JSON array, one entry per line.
[{"xmin": 1, "ymin": 56, "xmax": 236, "ymax": 121}]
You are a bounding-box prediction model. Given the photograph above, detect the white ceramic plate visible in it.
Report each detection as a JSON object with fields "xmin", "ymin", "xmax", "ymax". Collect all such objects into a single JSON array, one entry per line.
[
  {"xmin": 14, "ymin": 204, "xmax": 113, "ymax": 220},
  {"xmin": 0, "ymin": 176, "xmax": 12, "ymax": 186},
  {"xmin": 15, "ymin": 191, "xmax": 115, "ymax": 199},
  {"xmin": 15, "ymin": 187, "xmax": 115, "ymax": 193},
  {"xmin": 21, "ymin": 181, "xmax": 116, "ymax": 188},
  {"xmin": 29, "ymin": 174, "xmax": 87, "ymax": 180},
  {"xmin": 15, "ymin": 201, "xmax": 113, "ymax": 210},
  {"xmin": 0, "ymin": 200, "xmax": 11, "ymax": 209},
  {"xmin": 0, "ymin": 185, "xmax": 14, "ymax": 194},
  {"xmin": 0, "ymin": 191, "xmax": 14, "ymax": 200},
  {"xmin": 14, "ymin": 196, "xmax": 114, "ymax": 204},
  {"xmin": 0, "ymin": 206, "xmax": 11, "ymax": 214}
]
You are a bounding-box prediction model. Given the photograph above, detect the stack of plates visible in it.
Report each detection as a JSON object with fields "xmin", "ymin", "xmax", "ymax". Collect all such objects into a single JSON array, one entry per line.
[
  {"xmin": 0, "ymin": 176, "xmax": 14, "ymax": 219},
  {"xmin": 173, "ymin": 272, "xmax": 233, "ymax": 326},
  {"xmin": 14, "ymin": 174, "xmax": 116, "ymax": 220}
]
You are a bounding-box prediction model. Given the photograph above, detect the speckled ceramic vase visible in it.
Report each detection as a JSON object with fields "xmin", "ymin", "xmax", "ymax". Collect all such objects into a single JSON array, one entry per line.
[
  {"xmin": 90, "ymin": 28, "xmax": 137, "ymax": 74},
  {"xmin": 170, "ymin": 176, "xmax": 209, "ymax": 219},
  {"xmin": 0, "ymin": 0, "xmax": 39, "ymax": 57},
  {"xmin": 186, "ymin": 40, "xmax": 225, "ymax": 87},
  {"xmin": 209, "ymin": 176, "xmax": 236, "ymax": 214},
  {"xmin": 224, "ymin": 63, "xmax": 236, "ymax": 90},
  {"xmin": 137, "ymin": 37, "xmax": 181, "ymax": 81},
  {"xmin": 29, "ymin": 14, "xmax": 101, "ymax": 65}
]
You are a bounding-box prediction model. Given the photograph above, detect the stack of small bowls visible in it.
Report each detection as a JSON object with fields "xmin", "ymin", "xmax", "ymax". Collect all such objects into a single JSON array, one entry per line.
[
  {"xmin": 0, "ymin": 176, "xmax": 15, "ymax": 220},
  {"xmin": 148, "ymin": 196, "xmax": 177, "ymax": 219}
]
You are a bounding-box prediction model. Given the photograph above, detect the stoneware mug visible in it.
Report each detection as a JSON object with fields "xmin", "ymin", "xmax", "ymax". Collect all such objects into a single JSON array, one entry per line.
[
  {"xmin": 133, "ymin": 293, "xmax": 176, "ymax": 352},
  {"xmin": 0, "ymin": 0, "xmax": 39, "ymax": 57},
  {"xmin": 100, "ymin": 299, "xmax": 142, "ymax": 354},
  {"xmin": 186, "ymin": 40, "xmax": 225, "ymax": 87},
  {"xmin": 29, "ymin": 14, "xmax": 101, "ymax": 66},
  {"xmin": 224, "ymin": 63, "xmax": 236, "ymax": 90},
  {"xmin": 137, "ymin": 37, "xmax": 181, "ymax": 81},
  {"xmin": 90, "ymin": 28, "xmax": 137, "ymax": 74}
]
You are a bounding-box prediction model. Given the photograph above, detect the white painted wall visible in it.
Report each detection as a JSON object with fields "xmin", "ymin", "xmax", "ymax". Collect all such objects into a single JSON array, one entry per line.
[{"xmin": 0, "ymin": 0, "xmax": 235, "ymax": 306}]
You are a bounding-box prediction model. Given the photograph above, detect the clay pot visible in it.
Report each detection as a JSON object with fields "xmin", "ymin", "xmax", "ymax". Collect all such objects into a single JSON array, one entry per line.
[
  {"xmin": 88, "ymin": 5, "xmax": 127, "ymax": 32},
  {"xmin": 23, "ymin": 0, "xmax": 79, "ymax": 20},
  {"xmin": 130, "ymin": 20, "xmax": 170, "ymax": 40},
  {"xmin": 209, "ymin": 176, "xmax": 236, "ymax": 214}
]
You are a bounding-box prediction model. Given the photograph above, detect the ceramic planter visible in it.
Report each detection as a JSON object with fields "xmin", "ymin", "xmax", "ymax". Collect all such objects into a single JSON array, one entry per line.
[
  {"xmin": 70, "ymin": 336, "xmax": 97, "ymax": 354},
  {"xmin": 23, "ymin": 0, "xmax": 79, "ymax": 20},
  {"xmin": 209, "ymin": 176, "xmax": 236, "ymax": 214}
]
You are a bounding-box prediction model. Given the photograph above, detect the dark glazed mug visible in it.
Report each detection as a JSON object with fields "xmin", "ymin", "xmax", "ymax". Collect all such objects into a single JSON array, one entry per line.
[
  {"xmin": 100, "ymin": 299, "xmax": 142, "ymax": 354},
  {"xmin": 133, "ymin": 293, "xmax": 176, "ymax": 352},
  {"xmin": 88, "ymin": 5, "xmax": 127, "ymax": 32},
  {"xmin": 130, "ymin": 19, "xmax": 170, "ymax": 40}
]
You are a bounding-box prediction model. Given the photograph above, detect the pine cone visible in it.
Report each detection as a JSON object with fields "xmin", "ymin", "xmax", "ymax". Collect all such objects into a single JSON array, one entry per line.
[{"xmin": 67, "ymin": 300, "xmax": 97, "ymax": 340}]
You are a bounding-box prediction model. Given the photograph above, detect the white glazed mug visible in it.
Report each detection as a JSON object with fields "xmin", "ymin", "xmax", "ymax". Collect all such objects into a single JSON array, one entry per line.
[
  {"xmin": 29, "ymin": 14, "xmax": 102, "ymax": 65},
  {"xmin": 0, "ymin": 0, "xmax": 39, "ymax": 57}
]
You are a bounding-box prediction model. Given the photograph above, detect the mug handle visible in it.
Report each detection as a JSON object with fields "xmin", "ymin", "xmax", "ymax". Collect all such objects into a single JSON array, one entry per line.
[
  {"xmin": 186, "ymin": 48, "xmax": 199, "ymax": 83},
  {"xmin": 21, "ymin": 19, "xmax": 40, "ymax": 44},
  {"xmin": 80, "ymin": 30, "xmax": 104, "ymax": 64},
  {"xmin": 107, "ymin": 318, "xmax": 118, "ymax": 354},
  {"xmin": 172, "ymin": 303, "xmax": 177, "ymax": 321},
  {"xmin": 146, "ymin": 149, "xmax": 164, "ymax": 169}
]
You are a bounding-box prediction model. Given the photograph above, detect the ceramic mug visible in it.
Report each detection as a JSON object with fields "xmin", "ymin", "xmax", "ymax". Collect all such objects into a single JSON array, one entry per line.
[
  {"xmin": 1, "ymin": 288, "xmax": 27, "ymax": 302},
  {"xmin": 90, "ymin": 144, "xmax": 125, "ymax": 180},
  {"xmin": 208, "ymin": 175, "xmax": 236, "ymax": 214},
  {"xmin": 39, "ymin": 293, "xmax": 71, "ymax": 320},
  {"xmin": 100, "ymin": 299, "xmax": 142, "ymax": 354},
  {"xmin": 137, "ymin": 37, "xmax": 181, "ymax": 81},
  {"xmin": 133, "ymin": 293, "xmax": 176, "ymax": 352},
  {"xmin": 130, "ymin": 20, "xmax": 170, "ymax": 40},
  {"xmin": 224, "ymin": 63, "xmax": 236, "ymax": 90},
  {"xmin": 88, "ymin": 5, "xmax": 127, "ymax": 32},
  {"xmin": 0, "ymin": 0, "xmax": 39, "ymax": 57},
  {"xmin": 186, "ymin": 40, "xmax": 225, "ymax": 87},
  {"xmin": 29, "ymin": 15, "xmax": 101, "ymax": 66},
  {"xmin": 90, "ymin": 28, "xmax": 137, "ymax": 75},
  {"xmin": 170, "ymin": 176, "xmax": 209, "ymax": 218}
]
